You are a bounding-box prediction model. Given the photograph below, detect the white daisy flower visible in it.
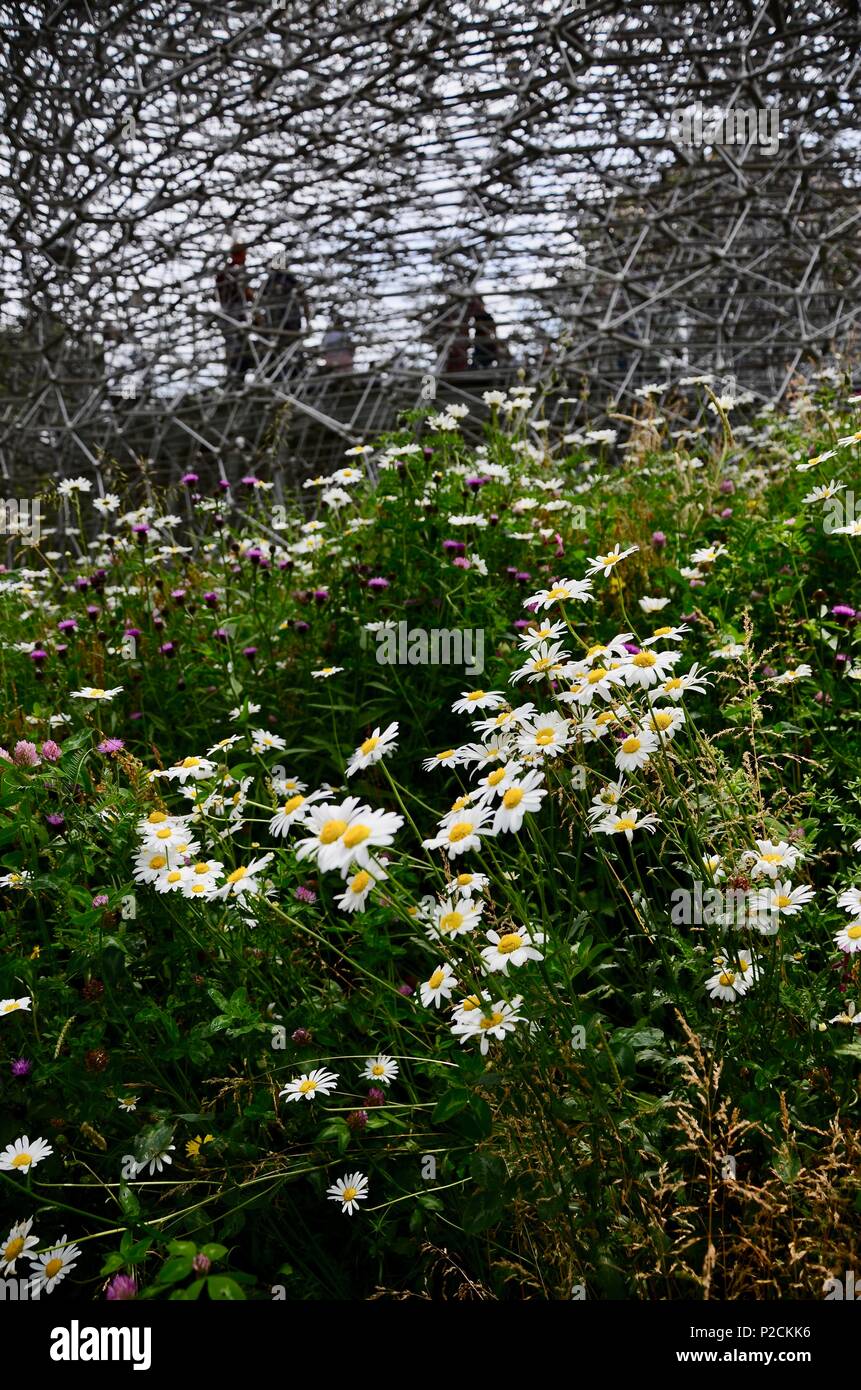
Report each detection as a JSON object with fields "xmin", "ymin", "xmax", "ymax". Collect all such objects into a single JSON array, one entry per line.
[
  {"xmin": 640, "ymin": 706, "xmax": 686, "ymax": 741},
  {"xmin": 491, "ymin": 769, "xmax": 548, "ymax": 834},
  {"xmin": 524, "ymin": 578, "xmax": 593, "ymax": 611},
  {"xmin": 428, "ymin": 894, "xmax": 484, "ymax": 941},
  {"xmin": 157, "ymin": 755, "xmax": 217, "ymax": 783},
  {"xmin": 451, "ymin": 690, "xmax": 506, "ymax": 715},
  {"xmin": 510, "ymin": 640, "xmax": 574, "ymax": 685},
  {"xmin": 420, "ymin": 963, "xmax": 458, "ymax": 1008},
  {"xmin": 345, "ymin": 722, "xmax": 399, "ymax": 777},
  {"xmin": 517, "ymin": 621, "xmax": 567, "ymax": 649},
  {"xmin": 268, "ymin": 788, "xmax": 328, "ymax": 837},
  {"xmin": 706, "ymin": 952, "xmax": 758, "ymax": 1002},
  {"xmin": 0, "ymin": 1135, "xmax": 53, "ymax": 1173},
  {"xmin": 180, "ymin": 860, "xmax": 225, "ymax": 900},
  {"xmin": 614, "ymin": 728, "xmax": 659, "ymax": 772},
  {"xmin": 280, "ymin": 1068, "xmax": 340, "ymax": 1102},
  {"xmin": 654, "ymin": 664, "xmax": 710, "ymax": 700},
  {"xmin": 481, "ymin": 927, "xmax": 545, "ymax": 974},
  {"xmin": 751, "ymin": 880, "xmax": 814, "ymax": 919},
  {"xmin": 326, "ymin": 1171, "xmax": 369, "ymax": 1215},
  {"xmin": 642, "ymin": 624, "xmax": 690, "ymax": 646},
  {"xmin": 30, "ymin": 1234, "xmax": 82, "ymax": 1292},
  {"xmin": 746, "ymin": 839, "xmax": 803, "ymax": 880},
  {"xmin": 585, "ymin": 543, "xmax": 639, "ymax": 578},
  {"xmin": 70, "ymin": 686, "xmax": 123, "ymax": 701},
  {"xmin": 838, "ymin": 887, "xmax": 861, "ymax": 916},
  {"xmin": 451, "ymin": 994, "xmax": 525, "ymax": 1054},
  {"xmin": 422, "ymin": 808, "xmax": 496, "ymax": 859},
  {"xmin": 0, "ymin": 1217, "xmax": 39, "ymax": 1274},
  {"xmin": 595, "ymin": 807, "xmax": 660, "ymax": 842},
  {"xmin": 621, "ymin": 648, "xmax": 682, "ymax": 689},
  {"xmin": 361, "ymin": 1054, "xmax": 399, "ymax": 1085},
  {"xmin": 422, "ymin": 747, "xmax": 465, "ymax": 771},
  {"xmin": 0, "ymin": 996, "xmax": 31, "ymax": 1017},
  {"xmin": 296, "ymin": 800, "xmax": 403, "ymax": 875},
  {"xmin": 213, "ymin": 854, "xmax": 273, "ymax": 898},
  {"xmin": 250, "ymin": 729, "xmax": 288, "ymax": 754},
  {"xmin": 835, "ymin": 920, "xmax": 861, "ymax": 953},
  {"xmin": 450, "ymin": 870, "xmax": 490, "ymax": 894},
  {"xmin": 335, "ymin": 867, "xmax": 381, "ymax": 913},
  {"xmin": 472, "ymin": 760, "xmax": 524, "ymax": 805}
]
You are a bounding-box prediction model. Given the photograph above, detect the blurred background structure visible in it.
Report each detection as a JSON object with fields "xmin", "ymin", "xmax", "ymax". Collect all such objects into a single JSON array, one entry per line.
[{"xmin": 1, "ymin": 0, "xmax": 860, "ymax": 484}]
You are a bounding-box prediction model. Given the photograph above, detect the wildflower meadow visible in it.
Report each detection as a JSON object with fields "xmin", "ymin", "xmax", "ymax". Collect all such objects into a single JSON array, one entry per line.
[{"xmin": 4, "ymin": 375, "xmax": 861, "ymax": 1305}]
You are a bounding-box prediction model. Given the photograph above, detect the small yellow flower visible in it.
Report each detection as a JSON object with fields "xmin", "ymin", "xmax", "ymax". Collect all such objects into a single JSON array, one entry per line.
[
  {"xmin": 29, "ymin": 945, "xmax": 41, "ymax": 960},
  {"xmin": 185, "ymin": 1133, "xmax": 214, "ymax": 1158}
]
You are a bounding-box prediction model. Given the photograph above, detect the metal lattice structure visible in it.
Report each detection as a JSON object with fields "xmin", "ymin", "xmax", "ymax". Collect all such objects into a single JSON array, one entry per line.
[{"xmin": 1, "ymin": 1, "xmax": 860, "ymax": 485}]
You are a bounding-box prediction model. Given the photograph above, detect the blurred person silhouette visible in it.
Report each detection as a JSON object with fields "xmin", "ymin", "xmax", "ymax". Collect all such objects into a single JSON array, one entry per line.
[
  {"xmin": 215, "ymin": 242, "xmax": 254, "ymax": 377},
  {"xmin": 469, "ymin": 293, "xmax": 509, "ymax": 370},
  {"xmin": 436, "ymin": 296, "xmax": 471, "ymax": 373},
  {"xmin": 258, "ymin": 262, "xmax": 310, "ymax": 378},
  {"xmin": 321, "ymin": 311, "xmax": 354, "ymax": 372}
]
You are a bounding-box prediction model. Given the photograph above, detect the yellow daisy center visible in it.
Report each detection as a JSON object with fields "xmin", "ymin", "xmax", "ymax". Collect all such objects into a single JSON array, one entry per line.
[
  {"xmin": 547, "ymin": 586, "xmax": 569, "ymax": 600},
  {"xmin": 653, "ymin": 625, "xmax": 672, "ymax": 636},
  {"xmin": 342, "ymin": 823, "xmax": 371, "ymax": 848},
  {"xmin": 535, "ymin": 727, "xmax": 555, "ymax": 745},
  {"xmin": 226, "ymin": 866, "xmax": 247, "ymax": 884},
  {"xmin": 428, "ymin": 968, "xmax": 445, "ymax": 990},
  {"xmin": 45, "ymin": 1257, "xmax": 63, "ymax": 1279},
  {"xmin": 448, "ymin": 821, "xmax": 473, "ymax": 842},
  {"xmin": 167, "ymin": 871, "xmax": 182, "ymax": 884},
  {"xmin": 298, "ymin": 1079, "xmax": 317, "ymax": 1094},
  {"xmin": 652, "ymin": 712, "xmax": 673, "ymax": 731},
  {"xmin": 621, "ymin": 736, "xmax": 641, "ymax": 754},
  {"xmin": 587, "ymin": 667, "xmax": 608, "ymax": 684},
  {"xmin": 632, "ymin": 651, "xmax": 657, "ymax": 668},
  {"xmin": 480, "ymin": 1011, "xmax": 504, "ymax": 1029},
  {"xmin": 351, "ymin": 870, "xmax": 372, "ymax": 893},
  {"xmin": 181, "ymin": 757, "xmax": 199, "ymax": 768},
  {"xmin": 440, "ymin": 911, "xmax": 464, "ymax": 933},
  {"xmin": 719, "ymin": 972, "xmax": 736, "ymax": 987},
  {"xmin": 3, "ymin": 1236, "xmax": 24, "ymax": 1260},
  {"xmin": 497, "ymin": 932, "xmax": 523, "ymax": 954},
  {"xmin": 10, "ymin": 1153, "xmax": 32, "ymax": 1168},
  {"xmin": 320, "ymin": 818, "xmax": 348, "ymax": 844},
  {"xmin": 502, "ymin": 788, "xmax": 524, "ymax": 808},
  {"xmin": 360, "ymin": 736, "xmax": 379, "ymax": 755},
  {"xmin": 614, "ymin": 817, "xmax": 636, "ymax": 832},
  {"xmin": 487, "ymin": 768, "xmax": 507, "ymax": 786},
  {"xmin": 148, "ymin": 855, "xmax": 166, "ymax": 870},
  {"xmin": 847, "ymin": 924, "xmax": 861, "ymax": 940},
  {"xmin": 147, "ymin": 811, "xmax": 167, "ymax": 824},
  {"xmin": 437, "ymin": 749, "xmax": 455, "ymax": 761},
  {"xmin": 341, "ymin": 1186, "xmax": 358, "ymax": 1203}
]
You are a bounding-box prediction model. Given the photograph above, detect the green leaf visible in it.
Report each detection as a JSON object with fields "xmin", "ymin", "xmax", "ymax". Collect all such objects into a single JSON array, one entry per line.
[
  {"xmin": 156, "ymin": 1255, "xmax": 194, "ymax": 1285},
  {"xmin": 207, "ymin": 1275, "xmax": 246, "ymax": 1300},
  {"xmin": 432, "ymin": 1088, "xmax": 471, "ymax": 1123},
  {"xmin": 168, "ymin": 1240, "xmax": 197, "ymax": 1258}
]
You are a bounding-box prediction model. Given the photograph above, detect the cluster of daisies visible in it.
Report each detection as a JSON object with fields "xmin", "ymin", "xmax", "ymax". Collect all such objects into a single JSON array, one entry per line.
[
  {"xmin": 0, "ymin": 1215, "xmax": 81, "ymax": 1294},
  {"xmin": 130, "ymin": 717, "xmax": 407, "ymax": 917}
]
